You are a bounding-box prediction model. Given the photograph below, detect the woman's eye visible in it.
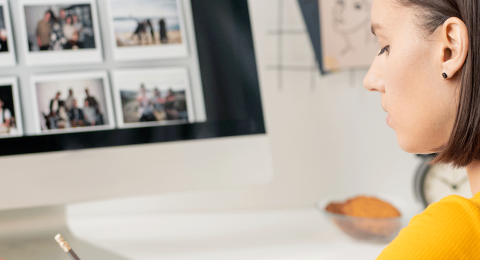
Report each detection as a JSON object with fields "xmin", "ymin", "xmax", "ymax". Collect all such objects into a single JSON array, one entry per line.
[{"xmin": 378, "ymin": 46, "xmax": 389, "ymax": 56}]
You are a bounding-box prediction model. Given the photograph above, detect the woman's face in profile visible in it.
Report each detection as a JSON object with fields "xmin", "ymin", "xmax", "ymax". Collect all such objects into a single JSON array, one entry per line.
[{"xmin": 363, "ymin": 0, "xmax": 459, "ymax": 154}]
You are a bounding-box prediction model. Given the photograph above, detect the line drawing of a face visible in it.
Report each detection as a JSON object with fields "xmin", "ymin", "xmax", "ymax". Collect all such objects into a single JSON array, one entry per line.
[{"xmin": 332, "ymin": 0, "xmax": 372, "ymax": 55}]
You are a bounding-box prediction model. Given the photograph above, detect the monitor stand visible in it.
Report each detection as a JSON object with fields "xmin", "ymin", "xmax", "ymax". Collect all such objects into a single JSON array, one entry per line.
[{"xmin": 0, "ymin": 205, "xmax": 127, "ymax": 260}]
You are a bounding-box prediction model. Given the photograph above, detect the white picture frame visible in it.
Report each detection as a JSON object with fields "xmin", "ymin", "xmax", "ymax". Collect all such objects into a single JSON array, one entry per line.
[
  {"xmin": 0, "ymin": 77, "xmax": 23, "ymax": 138},
  {"xmin": 18, "ymin": 0, "xmax": 103, "ymax": 66},
  {"xmin": 105, "ymin": 0, "xmax": 189, "ymax": 61},
  {"xmin": 30, "ymin": 70, "xmax": 116, "ymax": 134},
  {"xmin": 111, "ymin": 67, "xmax": 195, "ymax": 129},
  {"xmin": 0, "ymin": 0, "xmax": 16, "ymax": 67}
]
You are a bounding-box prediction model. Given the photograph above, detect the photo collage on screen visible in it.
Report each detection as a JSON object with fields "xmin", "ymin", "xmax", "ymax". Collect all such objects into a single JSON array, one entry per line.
[{"xmin": 0, "ymin": 0, "xmax": 199, "ymax": 137}]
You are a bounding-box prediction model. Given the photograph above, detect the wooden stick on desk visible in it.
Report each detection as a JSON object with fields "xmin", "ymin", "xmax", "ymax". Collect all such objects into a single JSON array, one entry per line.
[{"xmin": 55, "ymin": 234, "xmax": 81, "ymax": 260}]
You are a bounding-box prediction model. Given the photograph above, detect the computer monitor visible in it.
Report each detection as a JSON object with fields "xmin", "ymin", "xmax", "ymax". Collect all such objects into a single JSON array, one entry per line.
[
  {"xmin": 0, "ymin": 0, "xmax": 271, "ymax": 257},
  {"xmin": 0, "ymin": 0, "xmax": 272, "ymax": 209}
]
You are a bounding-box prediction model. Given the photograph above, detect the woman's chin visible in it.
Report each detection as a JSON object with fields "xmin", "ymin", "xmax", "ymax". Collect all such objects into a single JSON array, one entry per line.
[
  {"xmin": 397, "ymin": 137, "xmax": 435, "ymax": 154},
  {"xmin": 398, "ymin": 141, "xmax": 444, "ymax": 155},
  {"xmin": 396, "ymin": 130, "xmax": 449, "ymax": 154}
]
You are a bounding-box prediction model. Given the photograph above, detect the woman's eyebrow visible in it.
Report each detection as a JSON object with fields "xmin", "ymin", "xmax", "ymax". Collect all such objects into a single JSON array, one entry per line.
[{"xmin": 371, "ymin": 23, "xmax": 382, "ymax": 36}]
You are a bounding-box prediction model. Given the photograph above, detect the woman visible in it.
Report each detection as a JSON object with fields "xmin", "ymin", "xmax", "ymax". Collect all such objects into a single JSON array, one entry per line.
[
  {"xmin": 364, "ymin": 0, "xmax": 480, "ymax": 258},
  {"xmin": 136, "ymin": 84, "xmax": 155, "ymax": 122},
  {"xmin": 72, "ymin": 15, "xmax": 84, "ymax": 48},
  {"xmin": 63, "ymin": 15, "xmax": 75, "ymax": 41},
  {"xmin": 48, "ymin": 10, "xmax": 66, "ymax": 51},
  {"xmin": 63, "ymin": 15, "xmax": 81, "ymax": 50},
  {"xmin": 151, "ymin": 88, "xmax": 165, "ymax": 112}
]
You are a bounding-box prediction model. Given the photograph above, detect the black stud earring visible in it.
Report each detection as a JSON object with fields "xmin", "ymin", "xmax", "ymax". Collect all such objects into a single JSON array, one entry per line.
[{"xmin": 442, "ymin": 72, "xmax": 448, "ymax": 79}]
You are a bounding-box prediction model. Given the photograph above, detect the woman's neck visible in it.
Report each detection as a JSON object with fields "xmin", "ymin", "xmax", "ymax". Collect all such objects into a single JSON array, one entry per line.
[{"xmin": 465, "ymin": 160, "xmax": 480, "ymax": 196}]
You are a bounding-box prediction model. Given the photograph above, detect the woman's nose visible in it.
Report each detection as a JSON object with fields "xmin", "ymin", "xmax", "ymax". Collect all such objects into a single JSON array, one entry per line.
[{"xmin": 363, "ymin": 58, "xmax": 384, "ymax": 93}]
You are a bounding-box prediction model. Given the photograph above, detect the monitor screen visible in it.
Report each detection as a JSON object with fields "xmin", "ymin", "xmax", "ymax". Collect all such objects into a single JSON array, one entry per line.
[{"xmin": 0, "ymin": 0, "xmax": 265, "ymax": 156}]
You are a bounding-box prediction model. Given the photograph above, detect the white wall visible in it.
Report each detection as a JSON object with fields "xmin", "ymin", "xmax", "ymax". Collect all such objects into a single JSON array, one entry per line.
[{"xmin": 68, "ymin": 0, "xmax": 422, "ymax": 215}]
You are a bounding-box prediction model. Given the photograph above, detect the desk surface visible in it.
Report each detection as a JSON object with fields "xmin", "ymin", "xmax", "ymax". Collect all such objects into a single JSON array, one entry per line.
[{"xmin": 67, "ymin": 208, "xmax": 390, "ymax": 260}]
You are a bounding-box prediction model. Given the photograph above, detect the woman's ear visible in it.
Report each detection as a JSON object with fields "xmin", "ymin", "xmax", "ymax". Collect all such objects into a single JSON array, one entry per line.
[{"xmin": 440, "ymin": 17, "xmax": 469, "ymax": 79}]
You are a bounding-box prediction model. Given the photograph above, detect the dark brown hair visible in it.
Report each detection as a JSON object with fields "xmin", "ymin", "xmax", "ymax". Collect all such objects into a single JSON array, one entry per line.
[{"xmin": 397, "ymin": 0, "xmax": 480, "ymax": 167}]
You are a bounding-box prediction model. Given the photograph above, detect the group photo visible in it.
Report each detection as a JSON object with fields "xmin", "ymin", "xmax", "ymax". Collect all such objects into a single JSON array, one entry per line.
[
  {"xmin": 0, "ymin": 85, "xmax": 19, "ymax": 137},
  {"xmin": 32, "ymin": 73, "xmax": 115, "ymax": 133},
  {"xmin": 110, "ymin": 0, "xmax": 183, "ymax": 47},
  {"xmin": 24, "ymin": 3, "xmax": 96, "ymax": 52},
  {"xmin": 107, "ymin": 0, "xmax": 188, "ymax": 61},
  {"xmin": 112, "ymin": 67, "xmax": 194, "ymax": 128}
]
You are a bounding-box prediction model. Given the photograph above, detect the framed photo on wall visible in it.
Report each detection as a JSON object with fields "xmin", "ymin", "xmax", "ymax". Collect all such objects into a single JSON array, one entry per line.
[
  {"xmin": 111, "ymin": 67, "xmax": 195, "ymax": 128},
  {"xmin": 106, "ymin": 0, "xmax": 189, "ymax": 61},
  {"xmin": 18, "ymin": 0, "xmax": 103, "ymax": 66},
  {"xmin": 30, "ymin": 71, "xmax": 115, "ymax": 134},
  {"xmin": 0, "ymin": 0, "xmax": 16, "ymax": 67},
  {"xmin": 0, "ymin": 77, "xmax": 23, "ymax": 138}
]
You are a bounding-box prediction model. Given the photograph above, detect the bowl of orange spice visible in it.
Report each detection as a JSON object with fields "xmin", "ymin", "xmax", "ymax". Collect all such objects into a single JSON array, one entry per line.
[{"xmin": 316, "ymin": 193, "xmax": 421, "ymax": 243}]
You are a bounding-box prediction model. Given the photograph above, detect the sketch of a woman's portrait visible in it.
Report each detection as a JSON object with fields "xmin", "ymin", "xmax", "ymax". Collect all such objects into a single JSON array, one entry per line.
[
  {"xmin": 332, "ymin": 0, "xmax": 372, "ymax": 56},
  {"xmin": 320, "ymin": 0, "xmax": 380, "ymax": 72}
]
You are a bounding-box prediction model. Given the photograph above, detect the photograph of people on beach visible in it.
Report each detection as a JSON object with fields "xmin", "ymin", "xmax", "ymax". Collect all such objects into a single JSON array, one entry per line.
[
  {"xmin": 0, "ymin": 0, "xmax": 16, "ymax": 67},
  {"xmin": 19, "ymin": 0, "xmax": 103, "ymax": 66},
  {"xmin": 112, "ymin": 67, "xmax": 194, "ymax": 128},
  {"xmin": 111, "ymin": 0, "xmax": 182, "ymax": 47},
  {"xmin": 32, "ymin": 72, "xmax": 115, "ymax": 134},
  {"xmin": 107, "ymin": 0, "xmax": 188, "ymax": 61}
]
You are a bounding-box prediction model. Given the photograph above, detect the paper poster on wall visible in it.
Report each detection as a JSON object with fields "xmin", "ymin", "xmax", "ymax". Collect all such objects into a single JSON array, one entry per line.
[{"xmin": 319, "ymin": 0, "xmax": 379, "ymax": 73}]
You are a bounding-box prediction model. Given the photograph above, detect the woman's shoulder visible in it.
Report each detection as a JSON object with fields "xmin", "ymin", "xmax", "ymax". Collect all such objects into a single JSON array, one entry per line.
[
  {"xmin": 429, "ymin": 194, "xmax": 480, "ymax": 215},
  {"xmin": 413, "ymin": 194, "xmax": 480, "ymax": 230},
  {"xmin": 376, "ymin": 195, "xmax": 480, "ymax": 259}
]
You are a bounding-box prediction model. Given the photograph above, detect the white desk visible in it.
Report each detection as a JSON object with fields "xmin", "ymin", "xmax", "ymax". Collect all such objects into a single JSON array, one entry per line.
[{"xmin": 67, "ymin": 208, "xmax": 389, "ymax": 259}]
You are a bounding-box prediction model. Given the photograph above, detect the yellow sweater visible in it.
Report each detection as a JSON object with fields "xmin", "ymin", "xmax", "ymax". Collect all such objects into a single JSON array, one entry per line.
[{"xmin": 376, "ymin": 191, "xmax": 480, "ymax": 259}]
